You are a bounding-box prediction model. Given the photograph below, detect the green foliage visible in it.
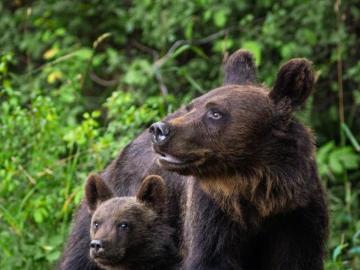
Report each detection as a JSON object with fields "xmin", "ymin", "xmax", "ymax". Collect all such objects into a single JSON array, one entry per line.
[{"xmin": 0, "ymin": 0, "xmax": 359, "ymax": 269}]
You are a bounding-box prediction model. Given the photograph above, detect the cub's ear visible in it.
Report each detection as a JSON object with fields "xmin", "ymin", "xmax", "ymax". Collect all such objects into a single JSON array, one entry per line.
[
  {"xmin": 136, "ymin": 175, "xmax": 166, "ymax": 215},
  {"xmin": 270, "ymin": 58, "xmax": 315, "ymax": 109},
  {"xmin": 85, "ymin": 173, "xmax": 113, "ymax": 214},
  {"xmin": 223, "ymin": 49, "xmax": 256, "ymax": 85}
]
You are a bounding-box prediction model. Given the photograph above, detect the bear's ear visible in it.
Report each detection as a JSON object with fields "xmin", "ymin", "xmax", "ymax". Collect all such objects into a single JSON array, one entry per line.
[
  {"xmin": 85, "ymin": 173, "xmax": 113, "ymax": 214},
  {"xmin": 136, "ymin": 175, "xmax": 166, "ymax": 215},
  {"xmin": 223, "ymin": 49, "xmax": 256, "ymax": 85},
  {"xmin": 269, "ymin": 58, "xmax": 315, "ymax": 109}
]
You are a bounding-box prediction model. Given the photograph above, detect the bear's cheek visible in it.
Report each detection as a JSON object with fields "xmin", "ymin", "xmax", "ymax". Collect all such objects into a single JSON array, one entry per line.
[
  {"xmin": 218, "ymin": 128, "xmax": 271, "ymax": 168},
  {"xmin": 110, "ymin": 236, "xmax": 128, "ymax": 256}
]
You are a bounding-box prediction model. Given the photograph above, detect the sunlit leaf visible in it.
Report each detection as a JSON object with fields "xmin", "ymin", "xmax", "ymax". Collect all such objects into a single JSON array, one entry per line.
[
  {"xmin": 43, "ymin": 48, "xmax": 59, "ymax": 60},
  {"xmin": 242, "ymin": 41, "xmax": 262, "ymax": 66}
]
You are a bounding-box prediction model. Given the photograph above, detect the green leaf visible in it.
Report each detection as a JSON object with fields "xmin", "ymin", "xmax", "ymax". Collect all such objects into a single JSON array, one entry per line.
[
  {"xmin": 46, "ymin": 250, "xmax": 61, "ymax": 262},
  {"xmin": 329, "ymin": 151, "xmax": 343, "ymax": 174},
  {"xmin": 203, "ymin": 10, "xmax": 212, "ymax": 21},
  {"xmin": 302, "ymin": 29, "xmax": 317, "ymax": 45},
  {"xmin": 74, "ymin": 48, "xmax": 93, "ymax": 60},
  {"xmin": 349, "ymin": 246, "xmax": 360, "ymax": 255},
  {"xmin": 242, "ymin": 41, "xmax": 262, "ymax": 66},
  {"xmin": 333, "ymin": 146, "xmax": 359, "ymax": 170},
  {"xmin": 332, "ymin": 243, "xmax": 348, "ymax": 261},
  {"xmin": 33, "ymin": 210, "xmax": 44, "ymax": 224},
  {"xmin": 280, "ymin": 42, "xmax": 297, "ymax": 59},
  {"xmin": 317, "ymin": 141, "xmax": 335, "ymax": 164},
  {"xmin": 213, "ymin": 9, "xmax": 227, "ymax": 27},
  {"xmin": 213, "ymin": 39, "xmax": 234, "ymax": 53}
]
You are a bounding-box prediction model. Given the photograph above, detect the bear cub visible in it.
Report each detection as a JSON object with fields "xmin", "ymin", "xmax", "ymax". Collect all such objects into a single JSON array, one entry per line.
[{"xmin": 85, "ymin": 174, "xmax": 179, "ymax": 270}]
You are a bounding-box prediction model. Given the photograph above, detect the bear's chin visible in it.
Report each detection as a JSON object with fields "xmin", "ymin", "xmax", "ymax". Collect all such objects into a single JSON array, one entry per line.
[
  {"xmin": 93, "ymin": 256, "xmax": 124, "ymax": 269},
  {"xmin": 91, "ymin": 249, "xmax": 126, "ymax": 268}
]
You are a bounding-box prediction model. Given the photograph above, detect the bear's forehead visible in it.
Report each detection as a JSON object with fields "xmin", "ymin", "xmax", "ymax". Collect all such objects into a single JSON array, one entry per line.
[
  {"xmin": 93, "ymin": 197, "xmax": 147, "ymax": 220},
  {"xmin": 186, "ymin": 85, "xmax": 272, "ymax": 115},
  {"xmin": 192, "ymin": 85, "xmax": 270, "ymax": 106}
]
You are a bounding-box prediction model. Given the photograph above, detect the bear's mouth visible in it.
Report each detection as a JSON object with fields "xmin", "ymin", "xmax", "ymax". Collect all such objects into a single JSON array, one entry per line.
[
  {"xmin": 91, "ymin": 247, "xmax": 126, "ymax": 266},
  {"xmin": 156, "ymin": 152, "xmax": 206, "ymax": 171},
  {"xmin": 159, "ymin": 153, "xmax": 190, "ymax": 164},
  {"xmin": 92, "ymin": 253, "xmax": 124, "ymax": 267},
  {"xmin": 94, "ymin": 257, "xmax": 112, "ymax": 265}
]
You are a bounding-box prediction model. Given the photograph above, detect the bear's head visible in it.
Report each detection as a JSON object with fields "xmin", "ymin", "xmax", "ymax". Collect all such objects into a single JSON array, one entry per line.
[
  {"xmin": 150, "ymin": 50, "xmax": 315, "ymax": 179},
  {"xmin": 85, "ymin": 174, "xmax": 168, "ymax": 269},
  {"xmin": 150, "ymin": 50, "xmax": 316, "ymax": 218}
]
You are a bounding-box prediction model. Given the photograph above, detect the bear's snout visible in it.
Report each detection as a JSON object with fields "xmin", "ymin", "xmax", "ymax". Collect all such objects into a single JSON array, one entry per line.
[
  {"xmin": 149, "ymin": 121, "xmax": 170, "ymax": 145},
  {"xmin": 90, "ymin": 239, "xmax": 104, "ymax": 255}
]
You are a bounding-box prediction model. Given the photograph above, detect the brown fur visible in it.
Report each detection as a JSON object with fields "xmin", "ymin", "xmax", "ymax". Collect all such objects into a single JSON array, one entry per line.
[
  {"xmin": 200, "ymin": 165, "xmax": 314, "ymax": 226},
  {"xmin": 149, "ymin": 51, "xmax": 328, "ymax": 269},
  {"xmin": 85, "ymin": 174, "xmax": 179, "ymax": 270},
  {"xmin": 270, "ymin": 58, "xmax": 315, "ymax": 108},
  {"xmin": 59, "ymin": 50, "xmax": 328, "ymax": 270},
  {"xmin": 224, "ymin": 49, "xmax": 257, "ymax": 85},
  {"xmin": 199, "ymin": 125, "xmax": 318, "ymax": 222}
]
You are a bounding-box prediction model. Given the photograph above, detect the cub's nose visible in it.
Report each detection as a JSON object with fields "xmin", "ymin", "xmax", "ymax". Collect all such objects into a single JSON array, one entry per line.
[
  {"xmin": 149, "ymin": 121, "xmax": 170, "ymax": 145},
  {"xmin": 90, "ymin": 240, "xmax": 103, "ymax": 253}
]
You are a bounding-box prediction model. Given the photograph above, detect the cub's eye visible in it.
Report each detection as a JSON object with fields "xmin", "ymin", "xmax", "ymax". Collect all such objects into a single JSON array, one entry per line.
[
  {"xmin": 118, "ymin": 222, "xmax": 128, "ymax": 230},
  {"xmin": 93, "ymin": 222, "xmax": 100, "ymax": 229},
  {"xmin": 207, "ymin": 110, "xmax": 223, "ymax": 120},
  {"xmin": 185, "ymin": 104, "xmax": 193, "ymax": 112}
]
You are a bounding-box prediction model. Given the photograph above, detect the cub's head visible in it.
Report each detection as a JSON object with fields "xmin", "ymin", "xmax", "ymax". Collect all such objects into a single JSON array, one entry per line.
[
  {"xmin": 150, "ymin": 50, "xmax": 315, "ymax": 179},
  {"xmin": 85, "ymin": 174, "xmax": 167, "ymax": 269}
]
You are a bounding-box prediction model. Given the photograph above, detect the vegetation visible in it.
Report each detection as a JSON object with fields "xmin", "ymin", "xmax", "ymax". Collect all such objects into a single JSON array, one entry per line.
[{"xmin": 0, "ymin": 0, "xmax": 359, "ymax": 269}]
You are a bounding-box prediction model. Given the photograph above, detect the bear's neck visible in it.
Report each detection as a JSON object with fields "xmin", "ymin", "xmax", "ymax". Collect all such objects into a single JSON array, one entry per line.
[
  {"xmin": 198, "ymin": 164, "xmax": 315, "ymax": 226},
  {"xmin": 120, "ymin": 225, "xmax": 179, "ymax": 270},
  {"xmin": 102, "ymin": 265, "xmax": 128, "ymax": 270}
]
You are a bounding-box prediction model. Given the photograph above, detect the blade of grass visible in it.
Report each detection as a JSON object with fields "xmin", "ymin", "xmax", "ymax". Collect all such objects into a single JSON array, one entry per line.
[
  {"xmin": 0, "ymin": 205, "xmax": 21, "ymax": 235},
  {"xmin": 342, "ymin": 123, "xmax": 360, "ymax": 152},
  {"xmin": 183, "ymin": 72, "xmax": 205, "ymax": 93}
]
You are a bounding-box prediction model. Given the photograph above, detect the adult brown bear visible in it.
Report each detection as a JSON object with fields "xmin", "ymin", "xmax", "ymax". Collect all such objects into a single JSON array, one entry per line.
[{"xmin": 59, "ymin": 50, "xmax": 328, "ymax": 270}]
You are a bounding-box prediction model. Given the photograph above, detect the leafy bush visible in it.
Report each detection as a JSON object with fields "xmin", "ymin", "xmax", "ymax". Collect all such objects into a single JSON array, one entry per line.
[{"xmin": 0, "ymin": 0, "xmax": 359, "ymax": 269}]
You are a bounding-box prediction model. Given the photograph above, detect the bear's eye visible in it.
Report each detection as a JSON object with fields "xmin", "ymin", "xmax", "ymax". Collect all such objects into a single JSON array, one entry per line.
[
  {"xmin": 118, "ymin": 222, "xmax": 128, "ymax": 230},
  {"xmin": 93, "ymin": 221, "xmax": 100, "ymax": 229},
  {"xmin": 185, "ymin": 103, "xmax": 194, "ymax": 112},
  {"xmin": 207, "ymin": 110, "xmax": 223, "ymax": 120}
]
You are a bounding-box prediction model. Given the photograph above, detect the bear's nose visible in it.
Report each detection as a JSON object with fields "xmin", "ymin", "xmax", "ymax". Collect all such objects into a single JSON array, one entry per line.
[
  {"xmin": 90, "ymin": 240, "xmax": 103, "ymax": 252},
  {"xmin": 149, "ymin": 121, "xmax": 170, "ymax": 145}
]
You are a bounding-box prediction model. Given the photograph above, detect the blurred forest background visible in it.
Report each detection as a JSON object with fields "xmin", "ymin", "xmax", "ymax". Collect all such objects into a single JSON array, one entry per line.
[{"xmin": 0, "ymin": 0, "xmax": 359, "ymax": 269}]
